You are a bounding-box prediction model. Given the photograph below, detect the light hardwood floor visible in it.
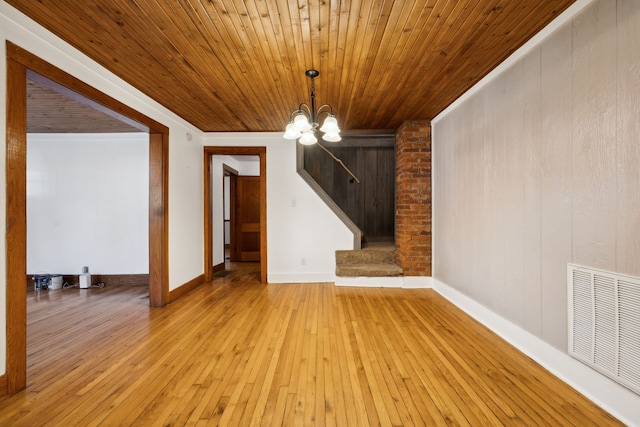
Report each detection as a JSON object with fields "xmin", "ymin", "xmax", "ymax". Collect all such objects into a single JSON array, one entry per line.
[{"xmin": 0, "ymin": 262, "xmax": 622, "ymax": 426}]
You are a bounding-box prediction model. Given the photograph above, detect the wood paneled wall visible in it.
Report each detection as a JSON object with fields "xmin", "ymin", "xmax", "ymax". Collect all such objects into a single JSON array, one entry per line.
[
  {"xmin": 433, "ymin": 0, "xmax": 640, "ymax": 352},
  {"xmin": 303, "ymin": 140, "xmax": 395, "ymax": 242}
]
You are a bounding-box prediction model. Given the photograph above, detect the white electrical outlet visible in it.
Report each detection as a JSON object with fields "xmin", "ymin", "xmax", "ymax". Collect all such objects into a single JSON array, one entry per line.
[{"xmin": 301, "ymin": 257, "xmax": 306, "ymax": 266}]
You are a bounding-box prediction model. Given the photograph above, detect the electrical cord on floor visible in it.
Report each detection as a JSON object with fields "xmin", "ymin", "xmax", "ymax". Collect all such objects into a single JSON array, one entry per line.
[{"xmin": 62, "ymin": 281, "xmax": 105, "ymax": 289}]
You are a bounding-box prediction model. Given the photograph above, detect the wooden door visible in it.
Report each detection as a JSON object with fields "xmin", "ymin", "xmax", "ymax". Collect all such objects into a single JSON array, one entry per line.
[{"xmin": 234, "ymin": 176, "xmax": 261, "ymax": 261}]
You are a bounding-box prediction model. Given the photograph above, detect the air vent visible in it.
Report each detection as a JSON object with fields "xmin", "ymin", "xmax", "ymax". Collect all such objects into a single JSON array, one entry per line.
[{"xmin": 568, "ymin": 264, "xmax": 640, "ymax": 395}]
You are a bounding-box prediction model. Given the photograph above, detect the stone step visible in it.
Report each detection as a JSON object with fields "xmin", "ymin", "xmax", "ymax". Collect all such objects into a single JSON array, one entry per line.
[
  {"xmin": 335, "ymin": 244, "xmax": 403, "ymax": 277},
  {"xmin": 335, "ymin": 263, "xmax": 404, "ymax": 278},
  {"xmin": 335, "ymin": 247, "xmax": 396, "ymax": 265}
]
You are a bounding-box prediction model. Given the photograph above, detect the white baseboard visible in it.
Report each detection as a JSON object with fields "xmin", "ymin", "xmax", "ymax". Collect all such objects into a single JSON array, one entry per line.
[
  {"xmin": 334, "ymin": 275, "xmax": 432, "ymax": 288},
  {"xmin": 402, "ymin": 276, "xmax": 432, "ymax": 288},
  {"xmin": 432, "ymin": 277, "xmax": 640, "ymax": 427},
  {"xmin": 267, "ymin": 273, "xmax": 433, "ymax": 288},
  {"xmin": 335, "ymin": 276, "xmax": 403, "ymax": 288},
  {"xmin": 267, "ymin": 272, "xmax": 335, "ymax": 283}
]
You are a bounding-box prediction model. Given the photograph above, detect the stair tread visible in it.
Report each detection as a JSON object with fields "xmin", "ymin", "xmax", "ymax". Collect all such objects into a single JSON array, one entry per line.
[
  {"xmin": 337, "ymin": 246, "xmax": 395, "ymax": 253},
  {"xmin": 336, "ymin": 248, "xmax": 396, "ymax": 265},
  {"xmin": 336, "ymin": 263, "xmax": 403, "ymax": 277}
]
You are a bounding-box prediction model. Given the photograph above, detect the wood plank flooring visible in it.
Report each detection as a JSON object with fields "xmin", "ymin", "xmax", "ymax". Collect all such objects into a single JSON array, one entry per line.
[{"xmin": 0, "ymin": 262, "xmax": 622, "ymax": 426}]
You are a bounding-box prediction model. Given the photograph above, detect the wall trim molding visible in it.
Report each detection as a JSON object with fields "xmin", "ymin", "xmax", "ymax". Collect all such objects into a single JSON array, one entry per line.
[
  {"xmin": 335, "ymin": 276, "xmax": 403, "ymax": 288},
  {"xmin": 268, "ymin": 273, "xmax": 336, "ymax": 284},
  {"xmin": 402, "ymin": 276, "xmax": 432, "ymax": 289},
  {"xmin": 432, "ymin": 277, "xmax": 640, "ymax": 426},
  {"xmin": 0, "ymin": 374, "xmax": 7, "ymax": 399},
  {"xmin": 334, "ymin": 276, "xmax": 432, "ymax": 288},
  {"xmin": 26, "ymin": 274, "xmax": 150, "ymax": 288},
  {"xmin": 169, "ymin": 274, "xmax": 205, "ymax": 303},
  {"xmin": 212, "ymin": 263, "xmax": 225, "ymax": 275}
]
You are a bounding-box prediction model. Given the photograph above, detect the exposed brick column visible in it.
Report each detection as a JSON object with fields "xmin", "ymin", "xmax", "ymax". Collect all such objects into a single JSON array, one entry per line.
[{"xmin": 395, "ymin": 120, "xmax": 432, "ymax": 276}]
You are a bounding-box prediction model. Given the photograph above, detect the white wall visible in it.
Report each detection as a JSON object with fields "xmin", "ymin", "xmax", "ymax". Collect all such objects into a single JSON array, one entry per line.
[
  {"xmin": 433, "ymin": 0, "xmax": 640, "ymax": 423},
  {"xmin": 205, "ymin": 134, "xmax": 354, "ymax": 283},
  {"xmin": 27, "ymin": 133, "xmax": 148, "ymax": 275},
  {"xmin": 234, "ymin": 156, "xmax": 260, "ymax": 176}
]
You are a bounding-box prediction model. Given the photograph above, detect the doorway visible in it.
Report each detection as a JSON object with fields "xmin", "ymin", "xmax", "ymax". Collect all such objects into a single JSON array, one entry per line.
[
  {"xmin": 223, "ymin": 166, "xmax": 237, "ymax": 263},
  {"xmin": 5, "ymin": 43, "xmax": 169, "ymax": 394},
  {"xmin": 26, "ymin": 72, "xmax": 150, "ymax": 289},
  {"xmin": 203, "ymin": 147, "xmax": 267, "ymax": 283},
  {"xmin": 223, "ymin": 158, "xmax": 261, "ymax": 263}
]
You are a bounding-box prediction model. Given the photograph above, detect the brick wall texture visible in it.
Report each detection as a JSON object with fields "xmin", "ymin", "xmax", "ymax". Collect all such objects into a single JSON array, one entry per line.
[{"xmin": 395, "ymin": 120, "xmax": 432, "ymax": 276}]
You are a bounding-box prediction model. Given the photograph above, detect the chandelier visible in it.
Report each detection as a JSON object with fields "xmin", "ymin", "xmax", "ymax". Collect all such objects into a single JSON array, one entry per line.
[{"xmin": 283, "ymin": 69, "xmax": 341, "ymax": 144}]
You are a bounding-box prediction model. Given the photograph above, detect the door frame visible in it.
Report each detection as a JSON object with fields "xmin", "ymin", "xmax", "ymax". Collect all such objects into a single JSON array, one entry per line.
[
  {"xmin": 223, "ymin": 164, "xmax": 239, "ymax": 262},
  {"xmin": 203, "ymin": 147, "xmax": 267, "ymax": 282},
  {"xmin": 5, "ymin": 42, "xmax": 169, "ymax": 394}
]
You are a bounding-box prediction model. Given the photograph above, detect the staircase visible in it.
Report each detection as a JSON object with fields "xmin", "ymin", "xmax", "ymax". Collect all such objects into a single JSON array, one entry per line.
[{"xmin": 335, "ymin": 242, "xmax": 403, "ymax": 286}]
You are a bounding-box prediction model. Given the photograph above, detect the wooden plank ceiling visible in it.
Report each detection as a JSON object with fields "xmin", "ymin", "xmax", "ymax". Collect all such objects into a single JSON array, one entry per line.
[
  {"xmin": 27, "ymin": 75, "xmax": 144, "ymax": 133},
  {"xmin": 7, "ymin": 0, "xmax": 576, "ymax": 133}
]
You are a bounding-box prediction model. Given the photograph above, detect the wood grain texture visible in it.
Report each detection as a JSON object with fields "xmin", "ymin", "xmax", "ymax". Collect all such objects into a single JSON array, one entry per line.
[
  {"xmin": 148, "ymin": 132, "xmax": 168, "ymax": 307},
  {"xmin": 203, "ymin": 151, "xmax": 213, "ymax": 281},
  {"xmin": 304, "ymin": 143, "xmax": 395, "ymax": 241},
  {"xmin": 26, "ymin": 75, "xmax": 144, "ymax": 133},
  {"xmin": 236, "ymin": 176, "xmax": 261, "ymax": 261},
  {"xmin": 0, "ymin": 262, "xmax": 622, "ymax": 425},
  {"xmin": 5, "ymin": 51, "xmax": 28, "ymax": 395},
  {"xmin": 5, "ymin": 42, "xmax": 170, "ymax": 395},
  {"xmin": 5, "ymin": 0, "xmax": 577, "ymax": 132},
  {"xmin": 168, "ymin": 273, "xmax": 205, "ymax": 303}
]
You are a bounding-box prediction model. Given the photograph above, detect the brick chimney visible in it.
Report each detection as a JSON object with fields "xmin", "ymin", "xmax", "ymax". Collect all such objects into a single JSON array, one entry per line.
[{"xmin": 395, "ymin": 120, "xmax": 432, "ymax": 276}]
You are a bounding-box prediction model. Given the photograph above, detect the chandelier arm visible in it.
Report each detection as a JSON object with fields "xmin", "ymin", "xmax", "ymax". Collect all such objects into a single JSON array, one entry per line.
[
  {"xmin": 316, "ymin": 143, "xmax": 360, "ymax": 184},
  {"xmin": 315, "ymin": 104, "xmax": 335, "ymax": 121},
  {"xmin": 288, "ymin": 109, "xmax": 301, "ymax": 122},
  {"xmin": 297, "ymin": 103, "xmax": 312, "ymax": 116},
  {"xmin": 316, "ymin": 104, "xmax": 334, "ymax": 114}
]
